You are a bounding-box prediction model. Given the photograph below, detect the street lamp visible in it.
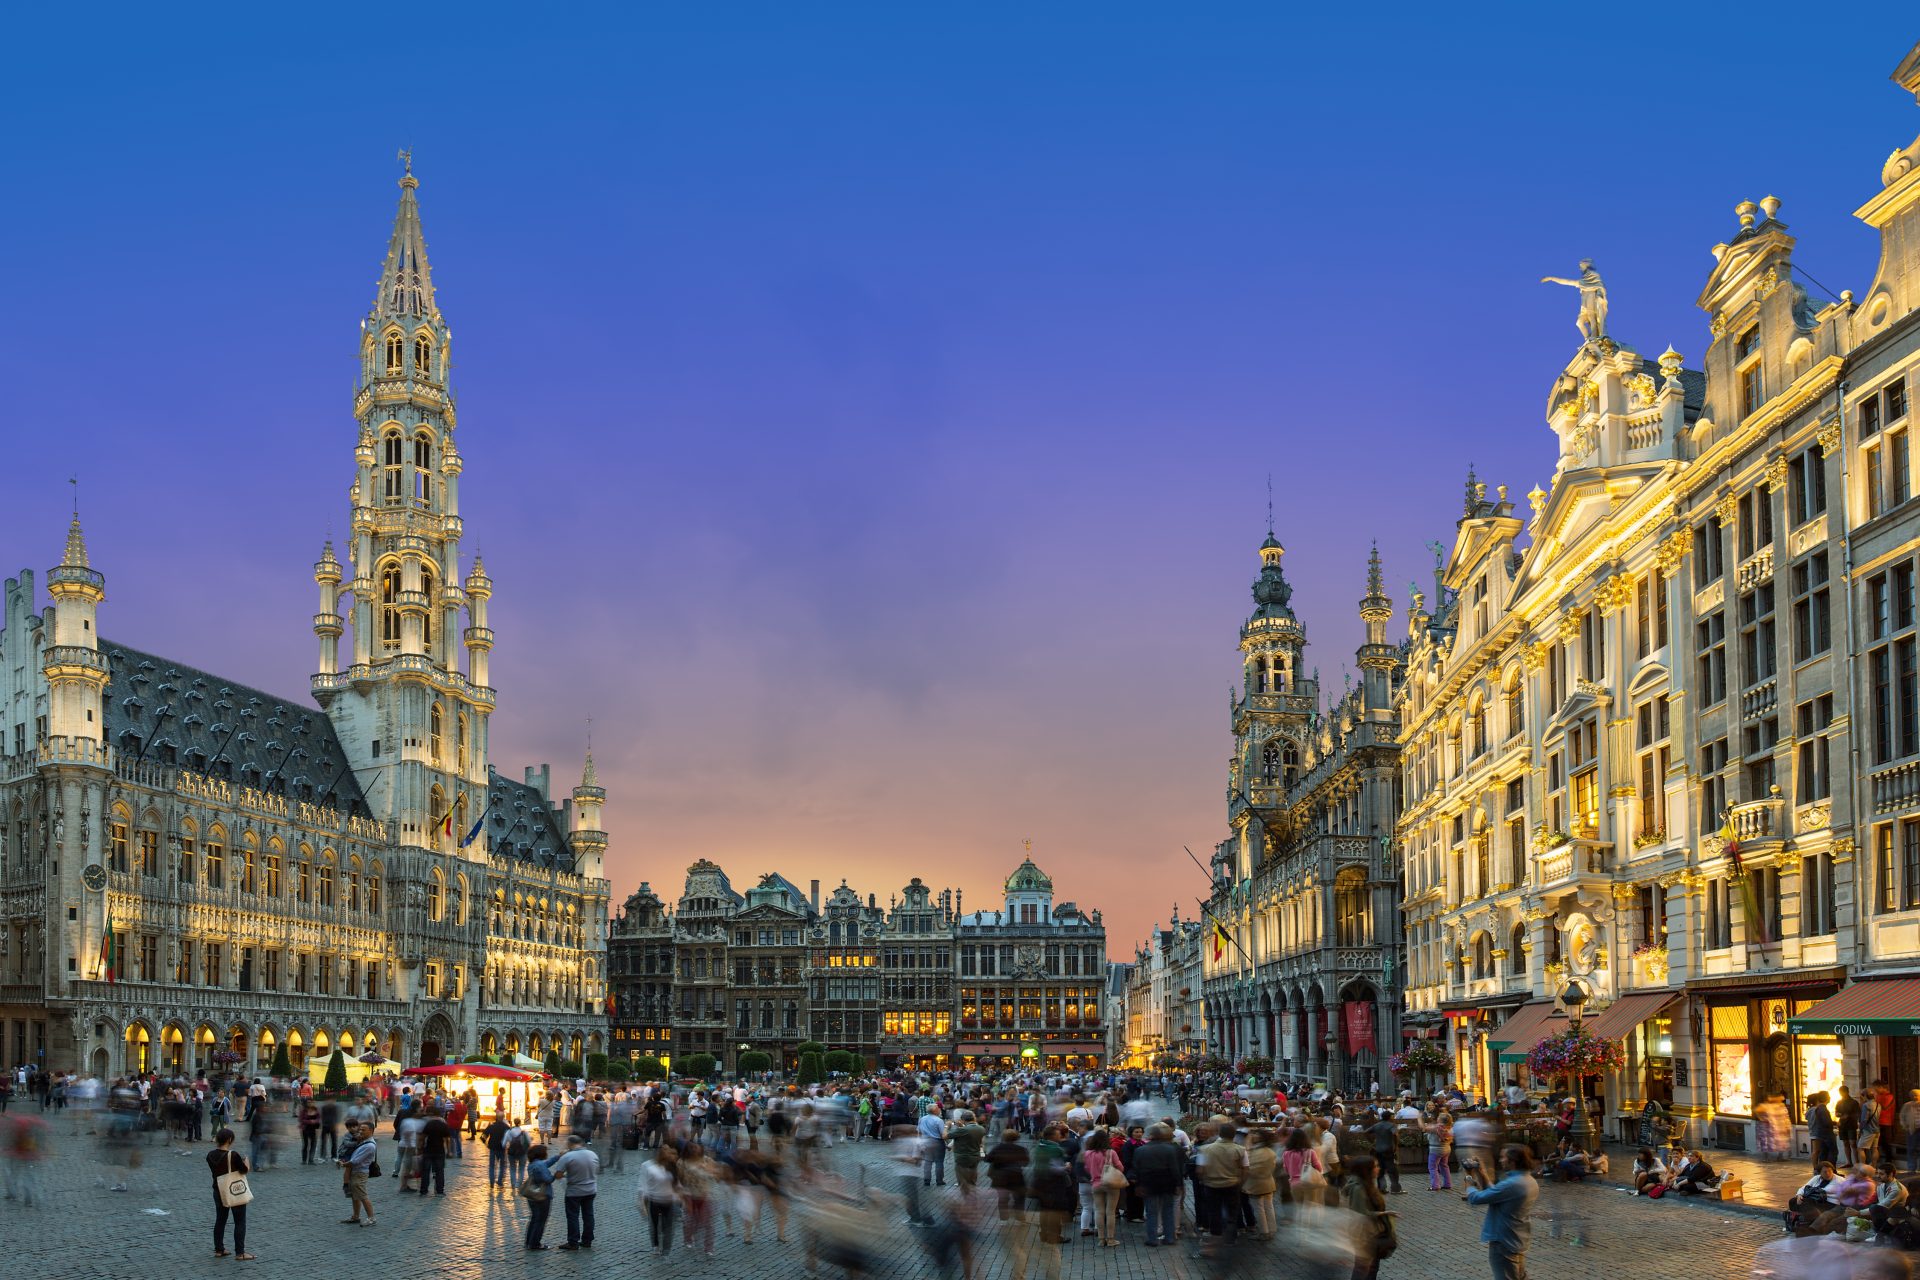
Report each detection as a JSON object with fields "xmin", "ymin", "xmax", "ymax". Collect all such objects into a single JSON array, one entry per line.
[{"xmin": 1561, "ymin": 979, "xmax": 1592, "ymax": 1154}]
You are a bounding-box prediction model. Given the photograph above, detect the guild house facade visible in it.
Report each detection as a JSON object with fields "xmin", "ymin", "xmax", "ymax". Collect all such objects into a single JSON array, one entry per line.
[
  {"xmin": 1395, "ymin": 43, "xmax": 1920, "ymax": 1154},
  {"xmin": 0, "ymin": 165, "xmax": 609, "ymax": 1078}
]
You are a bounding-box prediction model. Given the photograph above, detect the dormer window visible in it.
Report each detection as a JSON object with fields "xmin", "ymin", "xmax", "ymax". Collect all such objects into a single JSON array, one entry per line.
[
  {"xmin": 414, "ymin": 334, "xmax": 433, "ymax": 376},
  {"xmin": 384, "ymin": 331, "xmax": 404, "ymax": 373}
]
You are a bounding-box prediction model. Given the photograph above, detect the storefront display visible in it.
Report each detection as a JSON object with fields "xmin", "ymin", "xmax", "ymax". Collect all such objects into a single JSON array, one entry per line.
[{"xmin": 1713, "ymin": 1041, "xmax": 1753, "ymax": 1117}]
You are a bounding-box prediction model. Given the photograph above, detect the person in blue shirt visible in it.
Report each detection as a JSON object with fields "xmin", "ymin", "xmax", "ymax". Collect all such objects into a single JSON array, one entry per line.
[{"xmin": 1463, "ymin": 1144, "xmax": 1539, "ymax": 1280}]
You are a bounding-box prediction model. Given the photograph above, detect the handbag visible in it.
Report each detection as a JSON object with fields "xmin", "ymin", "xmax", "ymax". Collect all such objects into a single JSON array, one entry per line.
[
  {"xmin": 1099, "ymin": 1156, "xmax": 1128, "ymax": 1190},
  {"xmin": 520, "ymin": 1174, "xmax": 551, "ymax": 1202},
  {"xmin": 217, "ymin": 1150, "xmax": 253, "ymax": 1208}
]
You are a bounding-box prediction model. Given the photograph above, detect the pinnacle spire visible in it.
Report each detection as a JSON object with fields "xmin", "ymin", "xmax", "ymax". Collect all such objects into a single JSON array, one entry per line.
[
  {"xmin": 372, "ymin": 155, "xmax": 436, "ymax": 321},
  {"xmin": 1366, "ymin": 541, "xmax": 1384, "ymax": 598},
  {"xmin": 62, "ymin": 515, "xmax": 90, "ymax": 569}
]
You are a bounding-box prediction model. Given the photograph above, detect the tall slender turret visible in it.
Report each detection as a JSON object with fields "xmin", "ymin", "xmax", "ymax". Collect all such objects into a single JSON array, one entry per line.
[{"xmin": 317, "ymin": 160, "xmax": 493, "ymax": 855}]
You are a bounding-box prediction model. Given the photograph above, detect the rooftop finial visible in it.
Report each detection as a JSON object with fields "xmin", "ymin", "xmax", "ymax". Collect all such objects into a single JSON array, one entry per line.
[
  {"xmin": 1366, "ymin": 541, "xmax": 1385, "ymax": 598},
  {"xmin": 1266, "ymin": 472, "xmax": 1274, "ymax": 537},
  {"xmin": 398, "ymin": 146, "xmax": 416, "ymax": 189},
  {"xmin": 1464, "ymin": 463, "xmax": 1479, "ymax": 517}
]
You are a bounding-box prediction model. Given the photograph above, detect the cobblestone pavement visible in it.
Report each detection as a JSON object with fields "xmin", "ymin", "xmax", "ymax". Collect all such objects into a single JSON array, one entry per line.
[{"xmin": 0, "ymin": 1118, "xmax": 1783, "ymax": 1279}]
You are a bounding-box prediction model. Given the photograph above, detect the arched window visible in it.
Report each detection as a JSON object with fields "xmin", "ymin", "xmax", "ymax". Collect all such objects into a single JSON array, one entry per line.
[
  {"xmin": 413, "ymin": 431, "xmax": 432, "ymax": 504},
  {"xmin": 414, "ymin": 333, "xmax": 433, "ymax": 376},
  {"xmin": 428, "ymin": 871, "xmax": 445, "ymax": 922},
  {"xmin": 379, "ymin": 564, "xmax": 401, "ymax": 651},
  {"xmin": 1505, "ymin": 674, "xmax": 1525, "ymax": 739},
  {"xmin": 428, "ymin": 786, "xmax": 446, "ymax": 847},
  {"xmin": 454, "ymin": 874, "xmax": 468, "ymax": 925},
  {"xmin": 1470, "ymin": 696, "xmax": 1488, "ymax": 758},
  {"xmin": 1261, "ymin": 740, "xmax": 1280, "ymax": 785},
  {"xmin": 1509, "ymin": 923, "xmax": 1527, "ymax": 977},
  {"xmin": 384, "ymin": 330, "xmax": 403, "ymax": 373},
  {"xmin": 317, "ymin": 856, "xmax": 336, "ymax": 908},
  {"xmin": 348, "ymin": 855, "xmax": 362, "ymax": 911},
  {"xmin": 368, "ymin": 864, "xmax": 383, "ymax": 913},
  {"xmin": 382, "ymin": 430, "xmax": 403, "ymax": 503},
  {"xmin": 430, "ymin": 705, "xmax": 443, "ymax": 764},
  {"xmin": 1472, "ymin": 934, "xmax": 1492, "ymax": 980},
  {"xmin": 456, "ymin": 713, "xmax": 468, "ymax": 772}
]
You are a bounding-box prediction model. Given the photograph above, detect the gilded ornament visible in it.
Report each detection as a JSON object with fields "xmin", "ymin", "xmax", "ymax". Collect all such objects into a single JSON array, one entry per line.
[
  {"xmin": 1714, "ymin": 492, "xmax": 1739, "ymax": 530},
  {"xmin": 1767, "ymin": 455, "xmax": 1790, "ymax": 493},
  {"xmin": 1557, "ymin": 610, "xmax": 1584, "ymax": 642},
  {"xmin": 1595, "ymin": 574, "xmax": 1635, "ymax": 615},
  {"xmin": 1817, "ymin": 419, "xmax": 1842, "ymax": 455}
]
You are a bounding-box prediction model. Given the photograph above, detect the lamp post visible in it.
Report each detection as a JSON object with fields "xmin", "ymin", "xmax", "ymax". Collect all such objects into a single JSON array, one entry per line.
[
  {"xmin": 1561, "ymin": 979, "xmax": 1592, "ymax": 1154},
  {"xmin": 1475, "ymin": 1012, "xmax": 1493, "ymax": 1100}
]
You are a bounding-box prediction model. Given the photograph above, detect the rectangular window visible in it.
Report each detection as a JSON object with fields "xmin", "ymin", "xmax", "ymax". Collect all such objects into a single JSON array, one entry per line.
[
  {"xmin": 205, "ymin": 841, "xmax": 224, "ymax": 889},
  {"xmin": 135, "ymin": 830, "xmax": 158, "ymax": 877},
  {"xmin": 176, "ymin": 940, "xmax": 193, "ymax": 985},
  {"xmin": 1895, "ymin": 430, "xmax": 1912, "ymax": 506},
  {"xmin": 1864, "ymin": 394, "xmax": 1883, "ymax": 439},
  {"xmin": 1696, "ymin": 611, "xmax": 1728, "ymax": 705},
  {"xmin": 107, "ymin": 822, "xmax": 128, "ymax": 873},
  {"xmin": 1802, "ymin": 852, "xmax": 1835, "ymax": 937},
  {"xmin": 1868, "ymin": 444, "xmax": 1885, "ymax": 520},
  {"xmin": 204, "ymin": 942, "xmax": 223, "ymax": 988},
  {"xmin": 425, "ymin": 961, "xmax": 442, "ymax": 999},
  {"xmin": 1706, "ymin": 878, "xmax": 1730, "ymax": 950},
  {"xmin": 1740, "ymin": 360, "xmax": 1762, "ymax": 421},
  {"xmin": 1791, "ymin": 552, "xmax": 1832, "ymax": 662},
  {"xmin": 1636, "ymin": 883, "xmax": 1668, "ymax": 948},
  {"xmin": 137, "ymin": 934, "xmax": 158, "ymax": 983},
  {"xmin": 1905, "ymin": 819, "xmax": 1920, "ymax": 911},
  {"xmin": 1797, "ymin": 696, "xmax": 1834, "ymax": 803},
  {"xmin": 1880, "ymin": 824, "xmax": 1899, "ymax": 914},
  {"xmin": 1738, "ymin": 583, "xmax": 1777, "ymax": 687},
  {"xmin": 1695, "ymin": 517, "xmax": 1725, "ymax": 587},
  {"xmin": 1699, "ymin": 738, "xmax": 1728, "ymax": 836},
  {"xmin": 1891, "ymin": 377, "xmax": 1911, "ymax": 423},
  {"xmin": 1745, "ymin": 717, "xmax": 1779, "ymax": 799}
]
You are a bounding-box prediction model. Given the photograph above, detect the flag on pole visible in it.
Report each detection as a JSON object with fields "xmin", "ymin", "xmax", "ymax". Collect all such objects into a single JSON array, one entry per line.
[
  {"xmin": 1211, "ymin": 919, "xmax": 1231, "ymax": 963},
  {"xmin": 459, "ymin": 810, "xmax": 486, "ymax": 849},
  {"xmin": 1721, "ymin": 812, "xmax": 1771, "ymax": 947},
  {"xmin": 99, "ymin": 918, "xmax": 116, "ymax": 985},
  {"xmin": 441, "ymin": 810, "xmax": 455, "ymax": 839}
]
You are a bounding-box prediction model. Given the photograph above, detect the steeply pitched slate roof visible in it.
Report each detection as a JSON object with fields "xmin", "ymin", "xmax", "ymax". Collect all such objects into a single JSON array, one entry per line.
[
  {"xmin": 100, "ymin": 640, "xmax": 370, "ymax": 816},
  {"xmin": 486, "ymin": 769, "xmax": 574, "ymax": 869}
]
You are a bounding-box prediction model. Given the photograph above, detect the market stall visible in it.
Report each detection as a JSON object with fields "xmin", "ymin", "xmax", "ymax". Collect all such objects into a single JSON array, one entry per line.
[{"xmin": 400, "ymin": 1062, "xmax": 548, "ymax": 1130}]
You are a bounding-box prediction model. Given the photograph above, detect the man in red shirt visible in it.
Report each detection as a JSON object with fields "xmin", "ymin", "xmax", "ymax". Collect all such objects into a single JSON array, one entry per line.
[{"xmin": 447, "ymin": 1098, "xmax": 469, "ymax": 1159}]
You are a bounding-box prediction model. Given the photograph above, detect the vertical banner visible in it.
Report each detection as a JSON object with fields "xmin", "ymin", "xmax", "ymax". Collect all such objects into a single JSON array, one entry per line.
[{"xmin": 1344, "ymin": 1000, "xmax": 1376, "ymax": 1053}]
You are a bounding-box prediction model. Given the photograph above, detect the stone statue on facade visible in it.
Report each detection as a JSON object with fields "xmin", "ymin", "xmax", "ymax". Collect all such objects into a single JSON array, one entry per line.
[{"xmin": 1541, "ymin": 259, "xmax": 1608, "ymax": 342}]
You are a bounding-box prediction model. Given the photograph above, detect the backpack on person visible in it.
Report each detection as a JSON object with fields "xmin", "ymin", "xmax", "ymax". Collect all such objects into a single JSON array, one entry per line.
[{"xmin": 507, "ymin": 1128, "xmax": 530, "ymax": 1157}]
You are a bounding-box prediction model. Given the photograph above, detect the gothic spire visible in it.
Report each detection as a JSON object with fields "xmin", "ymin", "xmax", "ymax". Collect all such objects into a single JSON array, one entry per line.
[
  {"xmin": 372, "ymin": 153, "xmax": 436, "ymax": 322},
  {"xmin": 61, "ymin": 514, "xmax": 90, "ymax": 569},
  {"xmin": 1366, "ymin": 541, "xmax": 1384, "ymax": 600}
]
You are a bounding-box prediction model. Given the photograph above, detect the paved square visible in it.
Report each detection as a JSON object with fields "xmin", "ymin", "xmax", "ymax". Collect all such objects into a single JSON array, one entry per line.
[{"xmin": 0, "ymin": 1113, "xmax": 1782, "ymax": 1279}]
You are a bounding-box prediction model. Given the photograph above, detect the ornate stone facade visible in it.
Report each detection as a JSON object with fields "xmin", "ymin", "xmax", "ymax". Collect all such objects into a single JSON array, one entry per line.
[
  {"xmin": 1394, "ymin": 45, "xmax": 1920, "ymax": 1144},
  {"xmin": 607, "ymin": 854, "xmax": 1107, "ymax": 1074},
  {"xmin": 1198, "ymin": 539, "xmax": 1405, "ymax": 1090},
  {"xmin": 0, "ymin": 166, "xmax": 609, "ymax": 1078}
]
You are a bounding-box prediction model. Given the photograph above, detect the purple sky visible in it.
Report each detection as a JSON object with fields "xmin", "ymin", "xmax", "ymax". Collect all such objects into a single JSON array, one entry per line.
[{"xmin": 1, "ymin": 8, "xmax": 1914, "ymax": 953}]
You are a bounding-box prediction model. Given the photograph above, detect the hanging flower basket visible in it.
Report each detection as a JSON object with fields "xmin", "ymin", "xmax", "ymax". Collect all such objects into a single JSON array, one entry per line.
[
  {"xmin": 1524, "ymin": 1025, "xmax": 1625, "ymax": 1079},
  {"xmin": 1388, "ymin": 1042, "xmax": 1449, "ymax": 1076}
]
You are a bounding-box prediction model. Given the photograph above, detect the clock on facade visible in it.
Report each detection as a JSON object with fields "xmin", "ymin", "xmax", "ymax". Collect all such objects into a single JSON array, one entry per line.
[{"xmin": 82, "ymin": 863, "xmax": 107, "ymax": 892}]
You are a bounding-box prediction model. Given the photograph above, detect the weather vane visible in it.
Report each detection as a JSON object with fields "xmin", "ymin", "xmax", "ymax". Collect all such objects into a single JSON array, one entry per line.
[{"xmin": 397, "ymin": 147, "xmax": 413, "ymax": 175}]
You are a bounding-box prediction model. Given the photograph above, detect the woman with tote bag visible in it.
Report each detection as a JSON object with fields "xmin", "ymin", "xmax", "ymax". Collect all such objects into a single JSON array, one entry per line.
[{"xmin": 206, "ymin": 1127, "xmax": 256, "ymax": 1260}]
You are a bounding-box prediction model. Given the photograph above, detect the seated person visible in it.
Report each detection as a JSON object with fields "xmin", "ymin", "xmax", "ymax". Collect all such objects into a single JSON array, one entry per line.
[
  {"xmin": 1832, "ymin": 1165, "xmax": 1878, "ymax": 1211},
  {"xmin": 1785, "ymin": 1162, "xmax": 1839, "ymax": 1234},
  {"xmin": 1629, "ymin": 1147, "xmax": 1668, "ymax": 1195},
  {"xmin": 1552, "ymin": 1136, "xmax": 1593, "ymax": 1182},
  {"xmin": 1868, "ymin": 1163, "xmax": 1911, "ymax": 1234},
  {"xmin": 1668, "ymin": 1149, "xmax": 1718, "ymax": 1195}
]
